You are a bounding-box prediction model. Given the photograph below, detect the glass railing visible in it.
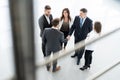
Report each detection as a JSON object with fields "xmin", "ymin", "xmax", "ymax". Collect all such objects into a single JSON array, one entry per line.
[{"xmin": 36, "ymin": 27, "xmax": 120, "ymax": 80}]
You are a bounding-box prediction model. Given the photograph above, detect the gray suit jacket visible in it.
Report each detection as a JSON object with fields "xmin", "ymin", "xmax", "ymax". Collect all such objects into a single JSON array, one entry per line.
[
  {"xmin": 42, "ymin": 28, "xmax": 67, "ymax": 53},
  {"xmin": 38, "ymin": 14, "xmax": 53, "ymax": 37}
]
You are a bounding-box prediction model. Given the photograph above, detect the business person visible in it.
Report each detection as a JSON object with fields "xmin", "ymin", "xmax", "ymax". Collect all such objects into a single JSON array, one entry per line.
[
  {"xmin": 42, "ymin": 18, "xmax": 68, "ymax": 72},
  {"xmin": 59, "ymin": 8, "xmax": 73, "ymax": 49},
  {"xmin": 38, "ymin": 5, "xmax": 53, "ymax": 57},
  {"xmin": 67, "ymin": 8, "xmax": 93, "ymax": 65},
  {"xmin": 80, "ymin": 21, "xmax": 102, "ymax": 71}
]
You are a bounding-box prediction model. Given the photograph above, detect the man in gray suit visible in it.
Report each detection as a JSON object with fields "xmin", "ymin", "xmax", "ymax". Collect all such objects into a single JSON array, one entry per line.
[
  {"xmin": 42, "ymin": 18, "xmax": 68, "ymax": 72},
  {"xmin": 38, "ymin": 5, "xmax": 53, "ymax": 57}
]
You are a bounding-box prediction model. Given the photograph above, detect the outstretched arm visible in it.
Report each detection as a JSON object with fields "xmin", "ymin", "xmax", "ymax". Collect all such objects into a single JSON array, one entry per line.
[
  {"xmin": 67, "ymin": 16, "xmax": 77, "ymax": 40},
  {"xmin": 68, "ymin": 16, "xmax": 77, "ymax": 36},
  {"xmin": 61, "ymin": 33, "xmax": 68, "ymax": 43},
  {"xmin": 89, "ymin": 20, "xmax": 93, "ymax": 33}
]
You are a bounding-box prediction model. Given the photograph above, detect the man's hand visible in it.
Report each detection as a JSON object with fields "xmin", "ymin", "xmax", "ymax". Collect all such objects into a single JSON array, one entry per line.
[{"xmin": 67, "ymin": 35, "xmax": 71, "ymax": 40}]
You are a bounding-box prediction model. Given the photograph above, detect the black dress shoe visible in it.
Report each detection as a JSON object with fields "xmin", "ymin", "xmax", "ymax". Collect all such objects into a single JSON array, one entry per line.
[
  {"xmin": 80, "ymin": 65, "xmax": 90, "ymax": 71},
  {"xmin": 47, "ymin": 65, "xmax": 51, "ymax": 71},
  {"xmin": 47, "ymin": 68, "xmax": 50, "ymax": 71},
  {"xmin": 77, "ymin": 61, "xmax": 80, "ymax": 65},
  {"xmin": 52, "ymin": 66, "xmax": 61, "ymax": 72},
  {"xmin": 71, "ymin": 55, "xmax": 76, "ymax": 58}
]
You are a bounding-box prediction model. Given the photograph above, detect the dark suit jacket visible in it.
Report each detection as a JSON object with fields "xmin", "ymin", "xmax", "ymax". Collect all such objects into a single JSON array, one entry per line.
[
  {"xmin": 69, "ymin": 16, "xmax": 93, "ymax": 43},
  {"xmin": 42, "ymin": 28, "xmax": 67, "ymax": 53},
  {"xmin": 38, "ymin": 14, "xmax": 53, "ymax": 37}
]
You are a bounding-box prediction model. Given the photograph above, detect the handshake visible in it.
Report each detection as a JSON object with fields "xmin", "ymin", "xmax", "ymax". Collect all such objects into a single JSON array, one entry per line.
[{"xmin": 66, "ymin": 35, "xmax": 71, "ymax": 40}]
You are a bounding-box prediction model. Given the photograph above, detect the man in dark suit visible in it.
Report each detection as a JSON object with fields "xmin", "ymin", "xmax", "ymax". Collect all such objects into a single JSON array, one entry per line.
[
  {"xmin": 67, "ymin": 8, "xmax": 93, "ymax": 65},
  {"xmin": 38, "ymin": 5, "xmax": 53, "ymax": 57},
  {"xmin": 42, "ymin": 18, "xmax": 68, "ymax": 72}
]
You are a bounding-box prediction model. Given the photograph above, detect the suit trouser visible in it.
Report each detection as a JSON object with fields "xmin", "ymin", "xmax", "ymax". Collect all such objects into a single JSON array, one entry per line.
[
  {"xmin": 74, "ymin": 40, "xmax": 85, "ymax": 64},
  {"xmin": 84, "ymin": 50, "xmax": 93, "ymax": 66},
  {"xmin": 42, "ymin": 43, "xmax": 46, "ymax": 57},
  {"xmin": 76, "ymin": 47, "xmax": 85, "ymax": 64},
  {"xmin": 46, "ymin": 50, "xmax": 57, "ymax": 71}
]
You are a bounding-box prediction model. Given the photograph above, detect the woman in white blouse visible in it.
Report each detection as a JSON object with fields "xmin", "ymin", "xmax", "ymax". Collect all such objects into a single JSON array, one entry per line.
[
  {"xmin": 59, "ymin": 8, "xmax": 73, "ymax": 49},
  {"xmin": 80, "ymin": 21, "xmax": 102, "ymax": 71}
]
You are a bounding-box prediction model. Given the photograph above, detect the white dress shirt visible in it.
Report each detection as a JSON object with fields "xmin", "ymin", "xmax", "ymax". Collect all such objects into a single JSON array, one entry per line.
[
  {"xmin": 45, "ymin": 15, "xmax": 50, "ymax": 24},
  {"xmin": 85, "ymin": 31, "xmax": 101, "ymax": 50}
]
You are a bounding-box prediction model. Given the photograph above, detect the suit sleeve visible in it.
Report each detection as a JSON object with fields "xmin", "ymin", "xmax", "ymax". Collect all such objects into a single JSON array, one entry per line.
[
  {"xmin": 88, "ymin": 20, "xmax": 93, "ymax": 33},
  {"xmin": 61, "ymin": 33, "xmax": 68, "ymax": 43},
  {"xmin": 42, "ymin": 29, "xmax": 47, "ymax": 46},
  {"xmin": 51, "ymin": 14, "xmax": 53, "ymax": 21},
  {"xmin": 68, "ymin": 16, "xmax": 77, "ymax": 36},
  {"xmin": 38, "ymin": 16, "xmax": 44, "ymax": 37}
]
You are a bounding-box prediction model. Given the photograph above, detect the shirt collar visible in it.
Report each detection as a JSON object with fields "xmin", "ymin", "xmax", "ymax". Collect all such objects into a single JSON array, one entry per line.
[
  {"xmin": 44, "ymin": 14, "xmax": 50, "ymax": 18},
  {"xmin": 52, "ymin": 27, "xmax": 59, "ymax": 30},
  {"xmin": 79, "ymin": 16, "xmax": 87, "ymax": 20}
]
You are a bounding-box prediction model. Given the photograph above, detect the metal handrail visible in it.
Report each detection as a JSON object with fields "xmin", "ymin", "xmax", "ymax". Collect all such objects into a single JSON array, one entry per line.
[
  {"xmin": 86, "ymin": 59, "xmax": 120, "ymax": 80},
  {"xmin": 36, "ymin": 26, "xmax": 120, "ymax": 68}
]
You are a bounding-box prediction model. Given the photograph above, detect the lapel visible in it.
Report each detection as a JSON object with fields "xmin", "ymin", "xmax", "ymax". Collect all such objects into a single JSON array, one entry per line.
[
  {"xmin": 43, "ymin": 15, "xmax": 49, "ymax": 25},
  {"xmin": 49, "ymin": 15, "xmax": 52, "ymax": 21}
]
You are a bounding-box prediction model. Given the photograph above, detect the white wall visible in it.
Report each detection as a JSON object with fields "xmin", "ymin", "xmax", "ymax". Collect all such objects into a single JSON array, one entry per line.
[
  {"xmin": 34, "ymin": 0, "xmax": 120, "ymax": 34},
  {"xmin": 0, "ymin": 0, "xmax": 15, "ymax": 80}
]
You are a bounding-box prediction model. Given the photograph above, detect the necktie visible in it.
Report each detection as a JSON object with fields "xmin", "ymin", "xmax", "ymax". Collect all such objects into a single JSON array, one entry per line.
[{"xmin": 80, "ymin": 18, "xmax": 83, "ymax": 28}]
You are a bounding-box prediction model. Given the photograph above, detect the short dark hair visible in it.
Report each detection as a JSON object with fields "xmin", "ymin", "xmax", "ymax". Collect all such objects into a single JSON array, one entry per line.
[
  {"xmin": 94, "ymin": 21, "xmax": 102, "ymax": 33},
  {"xmin": 44, "ymin": 5, "xmax": 51, "ymax": 10},
  {"xmin": 80, "ymin": 8, "xmax": 87, "ymax": 13},
  {"xmin": 52, "ymin": 18, "xmax": 60, "ymax": 27}
]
